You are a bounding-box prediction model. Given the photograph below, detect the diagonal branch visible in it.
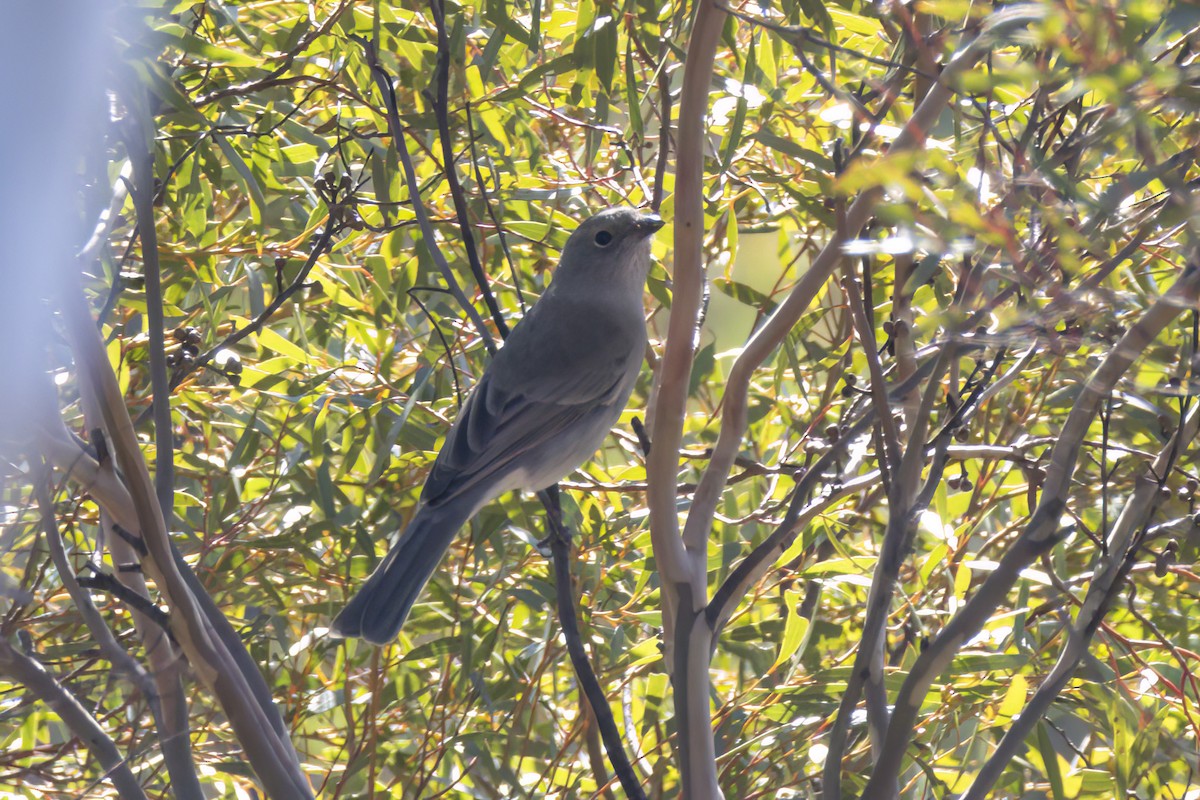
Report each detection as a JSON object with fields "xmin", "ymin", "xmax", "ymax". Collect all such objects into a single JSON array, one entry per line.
[
  {"xmin": 540, "ymin": 488, "xmax": 647, "ymax": 800},
  {"xmin": 862, "ymin": 263, "xmax": 1200, "ymax": 797},
  {"xmin": 680, "ymin": 5, "xmax": 1047, "ymax": 559},
  {"xmin": 57, "ymin": 325, "xmax": 297, "ymax": 783},
  {"xmin": 960, "ymin": 404, "xmax": 1200, "ymax": 800},
  {"xmin": 58, "ymin": 278, "xmax": 315, "ymax": 799},
  {"xmin": 121, "ymin": 103, "xmax": 175, "ymax": 538},
  {"xmin": 0, "ymin": 638, "xmax": 149, "ymax": 800}
]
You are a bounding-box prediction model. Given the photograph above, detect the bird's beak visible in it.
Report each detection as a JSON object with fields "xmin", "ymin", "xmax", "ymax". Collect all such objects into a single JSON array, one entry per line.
[{"xmin": 636, "ymin": 213, "xmax": 665, "ymax": 235}]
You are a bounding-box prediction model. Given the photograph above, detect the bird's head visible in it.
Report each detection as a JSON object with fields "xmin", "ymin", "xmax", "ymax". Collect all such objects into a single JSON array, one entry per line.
[{"xmin": 558, "ymin": 207, "xmax": 664, "ymax": 280}]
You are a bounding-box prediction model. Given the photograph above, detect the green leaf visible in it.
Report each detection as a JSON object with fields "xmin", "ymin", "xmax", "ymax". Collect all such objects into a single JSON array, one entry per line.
[
  {"xmin": 624, "ymin": 45, "xmax": 643, "ymax": 138},
  {"xmin": 1036, "ymin": 723, "xmax": 1067, "ymax": 800},
  {"xmin": 771, "ymin": 590, "xmax": 810, "ymax": 670},
  {"xmin": 316, "ymin": 452, "xmax": 336, "ymax": 520},
  {"xmin": 713, "ymin": 278, "xmax": 777, "ymax": 313},
  {"xmin": 155, "ymin": 22, "xmax": 261, "ymax": 66},
  {"xmin": 753, "ymin": 130, "xmax": 834, "ymax": 172},
  {"xmin": 257, "ymin": 327, "xmax": 311, "ymax": 363},
  {"xmin": 214, "ymin": 133, "xmax": 266, "ymax": 229}
]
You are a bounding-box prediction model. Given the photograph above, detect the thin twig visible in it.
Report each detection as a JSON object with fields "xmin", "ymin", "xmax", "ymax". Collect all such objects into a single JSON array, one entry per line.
[
  {"xmin": 841, "ymin": 276, "xmax": 902, "ymax": 470},
  {"xmin": 716, "ymin": 3, "xmax": 938, "ymax": 79},
  {"xmin": 75, "ymin": 573, "xmax": 174, "ymax": 633},
  {"xmin": 428, "ymin": 0, "xmax": 510, "ymax": 339},
  {"xmin": 193, "ymin": 0, "xmax": 354, "ymax": 106},
  {"xmin": 465, "ymin": 103, "xmax": 525, "ymax": 312},
  {"xmin": 407, "ymin": 288, "xmax": 464, "ymax": 408},
  {"xmin": 351, "ymin": 33, "xmax": 498, "ymax": 355},
  {"xmin": 651, "ymin": 56, "xmax": 672, "ymax": 213}
]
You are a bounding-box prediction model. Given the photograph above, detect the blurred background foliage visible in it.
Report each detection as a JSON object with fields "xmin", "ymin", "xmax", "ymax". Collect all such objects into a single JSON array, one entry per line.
[{"xmin": 3, "ymin": 0, "xmax": 1200, "ymax": 797}]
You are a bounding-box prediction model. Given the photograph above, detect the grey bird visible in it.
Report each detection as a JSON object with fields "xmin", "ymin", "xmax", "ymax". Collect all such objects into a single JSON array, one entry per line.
[{"xmin": 333, "ymin": 207, "xmax": 664, "ymax": 644}]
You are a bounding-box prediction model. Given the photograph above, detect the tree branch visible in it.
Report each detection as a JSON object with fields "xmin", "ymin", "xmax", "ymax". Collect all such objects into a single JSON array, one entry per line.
[
  {"xmin": 647, "ymin": 0, "xmax": 726, "ymax": 584},
  {"xmin": 34, "ymin": 465, "xmax": 163, "ymax": 708},
  {"xmin": 44, "ymin": 389, "xmax": 295, "ymax": 778},
  {"xmin": 862, "ymin": 263, "xmax": 1200, "ymax": 797},
  {"xmin": 121, "ymin": 99, "xmax": 175, "ymax": 537},
  {"xmin": 960, "ymin": 404, "xmax": 1200, "ymax": 799},
  {"xmin": 58, "ymin": 278, "xmax": 314, "ymax": 799},
  {"xmin": 0, "ymin": 638, "xmax": 149, "ymax": 800},
  {"xmin": 649, "ymin": 4, "xmax": 730, "ymax": 796},
  {"xmin": 540, "ymin": 488, "xmax": 647, "ymax": 800}
]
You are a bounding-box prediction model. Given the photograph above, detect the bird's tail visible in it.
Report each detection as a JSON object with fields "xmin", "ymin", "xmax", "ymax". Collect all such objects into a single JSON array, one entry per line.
[{"xmin": 332, "ymin": 502, "xmax": 473, "ymax": 644}]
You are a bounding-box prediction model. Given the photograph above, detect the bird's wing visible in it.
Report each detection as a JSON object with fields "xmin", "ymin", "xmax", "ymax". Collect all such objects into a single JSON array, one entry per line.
[
  {"xmin": 420, "ymin": 293, "xmax": 644, "ymax": 504},
  {"xmin": 488, "ymin": 293, "xmax": 643, "ymax": 404},
  {"xmin": 420, "ymin": 365, "xmax": 628, "ymax": 505}
]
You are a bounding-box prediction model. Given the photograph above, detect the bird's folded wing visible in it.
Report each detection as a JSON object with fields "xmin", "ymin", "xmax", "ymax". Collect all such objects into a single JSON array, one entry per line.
[
  {"xmin": 486, "ymin": 294, "xmax": 642, "ymax": 405},
  {"xmin": 421, "ymin": 367, "xmax": 625, "ymax": 504}
]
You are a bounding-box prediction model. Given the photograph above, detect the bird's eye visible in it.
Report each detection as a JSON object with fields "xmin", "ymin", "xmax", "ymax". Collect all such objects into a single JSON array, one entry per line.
[{"xmin": 594, "ymin": 230, "xmax": 614, "ymax": 247}]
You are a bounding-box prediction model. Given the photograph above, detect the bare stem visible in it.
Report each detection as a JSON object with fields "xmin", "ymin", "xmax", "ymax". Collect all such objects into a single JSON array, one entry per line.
[
  {"xmin": 428, "ymin": 0, "xmax": 510, "ymax": 339},
  {"xmin": 122, "ymin": 102, "xmax": 174, "ymax": 531}
]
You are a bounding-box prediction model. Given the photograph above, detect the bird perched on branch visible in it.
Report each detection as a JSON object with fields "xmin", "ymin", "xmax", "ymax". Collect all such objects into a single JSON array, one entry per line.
[{"xmin": 333, "ymin": 207, "xmax": 664, "ymax": 644}]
